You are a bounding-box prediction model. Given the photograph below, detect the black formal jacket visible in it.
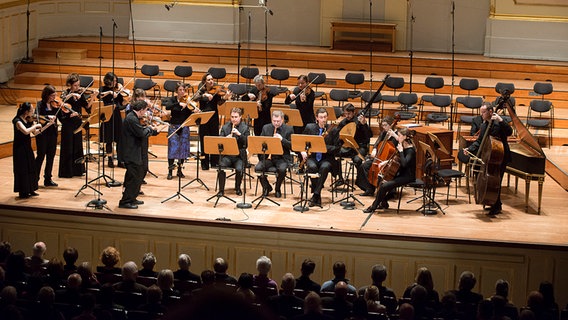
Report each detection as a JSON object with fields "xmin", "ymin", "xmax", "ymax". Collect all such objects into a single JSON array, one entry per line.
[
  {"xmin": 258, "ymin": 123, "xmax": 294, "ymax": 163},
  {"xmin": 302, "ymin": 123, "xmax": 341, "ymax": 161},
  {"xmin": 337, "ymin": 116, "xmax": 373, "ymax": 153},
  {"xmin": 118, "ymin": 111, "xmax": 157, "ymax": 165},
  {"xmin": 219, "ymin": 121, "xmax": 249, "ymax": 159},
  {"xmin": 163, "ymin": 96, "xmax": 193, "ymax": 125},
  {"xmin": 468, "ymin": 119, "xmax": 513, "ymax": 164}
]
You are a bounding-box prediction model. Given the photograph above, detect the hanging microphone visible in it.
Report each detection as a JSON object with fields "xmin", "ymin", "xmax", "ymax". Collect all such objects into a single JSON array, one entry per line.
[
  {"xmin": 112, "ymin": 19, "xmax": 118, "ymax": 28},
  {"xmin": 165, "ymin": 1, "xmax": 176, "ymax": 10},
  {"xmin": 99, "ymin": 26, "xmax": 103, "ymax": 36}
]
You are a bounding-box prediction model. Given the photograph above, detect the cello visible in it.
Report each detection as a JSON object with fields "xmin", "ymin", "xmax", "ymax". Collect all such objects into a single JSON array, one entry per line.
[{"xmin": 367, "ymin": 114, "xmax": 400, "ymax": 187}]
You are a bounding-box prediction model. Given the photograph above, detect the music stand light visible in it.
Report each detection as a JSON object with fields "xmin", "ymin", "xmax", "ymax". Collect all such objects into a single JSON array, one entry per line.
[
  {"xmin": 204, "ymin": 136, "xmax": 239, "ymax": 207},
  {"xmin": 290, "ymin": 134, "xmax": 327, "ymax": 212},
  {"xmin": 248, "ymin": 135, "xmax": 283, "ymax": 209}
]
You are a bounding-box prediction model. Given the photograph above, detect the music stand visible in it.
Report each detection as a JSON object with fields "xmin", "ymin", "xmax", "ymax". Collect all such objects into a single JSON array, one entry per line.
[
  {"xmin": 179, "ymin": 111, "xmax": 214, "ymax": 191},
  {"xmin": 290, "ymin": 134, "xmax": 327, "ymax": 212},
  {"xmin": 204, "ymin": 136, "xmax": 239, "ymax": 207},
  {"xmin": 86, "ymin": 104, "xmax": 120, "ymax": 189},
  {"xmin": 161, "ymin": 161, "xmax": 193, "ymax": 204},
  {"xmin": 74, "ymin": 153, "xmax": 100, "ymax": 197},
  {"xmin": 312, "ymin": 106, "xmax": 338, "ymax": 122},
  {"xmin": 333, "ymin": 134, "xmax": 364, "ymax": 209},
  {"xmin": 248, "ymin": 136, "xmax": 283, "ymax": 209},
  {"xmin": 417, "ymin": 141, "xmax": 445, "ymax": 215},
  {"xmin": 225, "ymin": 101, "xmax": 258, "ymax": 131},
  {"xmin": 272, "ymin": 107, "xmax": 303, "ymax": 127}
]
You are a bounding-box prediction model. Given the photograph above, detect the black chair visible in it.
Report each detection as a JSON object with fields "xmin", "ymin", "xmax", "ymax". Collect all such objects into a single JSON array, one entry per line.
[
  {"xmin": 308, "ymin": 72, "xmax": 327, "ymax": 105},
  {"xmin": 241, "ymin": 67, "xmax": 259, "ymax": 90},
  {"xmin": 79, "ymin": 75, "xmax": 94, "ymax": 88},
  {"xmin": 134, "ymin": 64, "xmax": 160, "ymax": 99},
  {"xmin": 114, "ymin": 291, "xmax": 145, "ymax": 310},
  {"xmin": 174, "ymin": 279, "xmax": 201, "ymax": 294},
  {"xmin": 227, "ymin": 83, "xmax": 248, "ymax": 100},
  {"xmin": 361, "ymin": 90, "xmax": 382, "ymax": 120},
  {"xmin": 136, "ymin": 276, "xmax": 157, "ymax": 287},
  {"xmin": 397, "ymin": 178, "xmax": 425, "ymax": 214},
  {"xmin": 380, "ymin": 76, "xmax": 405, "ymax": 113},
  {"xmin": 208, "ymin": 67, "xmax": 227, "ymax": 82},
  {"xmin": 270, "ymin": 68, "xmax": 290, "ymax": 96},
  {"xmin": 425, "ymin": 95, "xmax": 451, "ymax": 127},
  {"xmin": 174, "ymin": 65, "xmax": 194, "ymax": 94},
  {"xmin": 329, "ymin": 89, "xmax": 349, "ymax": 109},
  {"xmin": 527, "ymin": 82, "xmax": 554, "ymax": 147},
  {"xmin": 394, "ymin": 93, "xmax": 417, "ymax": 121},
  {"xmin": 163, "ymin": 80, "xmax": 178, "ymax": 97},
  {"xmin": 345, "ymin": 72, "xmax": 365, "ymax": 99},
  {"xmin": 437, "ymin": 168, "xmax": 465, "ymax": 204},
  {"xmin": 419, "ymin": 76, "xmax": 444, "ymax": 121}
]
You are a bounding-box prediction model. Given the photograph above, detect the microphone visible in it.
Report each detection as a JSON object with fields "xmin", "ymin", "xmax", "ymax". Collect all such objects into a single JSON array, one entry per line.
[
  {"xmin": 112, "ymin": 18, "xmax": 118, "ymax": 28},
  {"xmin": 99, "ymin": 26, "xmax": 103, "ymax": 37},
  {"xmin": 165, "ymin": 1, "xmax": 176, "ymax": 10},
  {"xmin": 165, "ymin": 4, "xmax": 171, "ymax": 10}
]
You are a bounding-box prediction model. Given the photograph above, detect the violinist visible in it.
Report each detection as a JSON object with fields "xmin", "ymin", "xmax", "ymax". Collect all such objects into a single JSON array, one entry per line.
[
  {"xmin": 163, "ymin": 82, "xmax": 194, "ymax": 180},
  {"xmin": 195, "ymin": 73, "xmax": 230, "ymax": 170},
  {"xmin": 216, "ymin": 107, "xmax": 250, "ymax": 197},
  {"xmin": 286, "ymin": 74, "xmax": 315, "ymax": 134},
  {"xmin": 245, "ymin": 75, "xmax": 275, "ymax": 137},
  {"xmin": 98, "ymin": 72, "xmax": 127, "ymax": 168},
  {"xmin": 363, "ymin": 127, "xmax": 416, "ymax": 213},
  {"xmin": 58, "ymin": 73, "xmax": 95, "ymax": 178},
  {"xmin": 301, "ymin": 108, "xmax": 342, "ymax": 207},
  {"xmin": 463, "ymin": 103, "xmax": 512, "ymax": 216},
  {"xmin": 118, "ymin": 100, "xmax": 159, "ymax": 210},
  {"xmin": 357, "ymin": 116, "xmax": 398, "ymax": 196},
  {"xmin": 13, "ymin": 102, "xmax": 42, "ymax": 198},
  {"xmin": 35, "ymin": 85, "xmax": 59, "ymax": 187}
]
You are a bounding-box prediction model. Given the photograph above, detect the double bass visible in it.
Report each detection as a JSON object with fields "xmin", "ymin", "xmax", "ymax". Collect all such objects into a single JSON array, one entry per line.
[{"xmin": 367, "ymin": 114, "xmax": 400, "ymax": 187}]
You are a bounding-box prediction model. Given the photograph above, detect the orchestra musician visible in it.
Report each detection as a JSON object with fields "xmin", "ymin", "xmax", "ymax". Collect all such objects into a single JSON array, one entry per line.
[
  {"xmin": 164, "ymin": 82, "xmax": 194, "ymax": 180},
  {"xmin": 13, "ymin": 102, "xmax": 42, "ymax": 198},
  {"xmin": 195, "ymin": 73, "xmax": 231, "ymax": 171},
  {"xmin": 217, "ymin": 107, "xmax": 250, "ymax": 196},
  {"xmin": 118, "ymin": 100, "xmax": 159, "ymax": 210},
  {"xmin": 463, "ymin": 102, "xmax": 512, "ymax": 216},
  {"xmin": 35, "ymin": 85, "xmax": 59, "ymax": 187},
  {"xmin": 301, "ymin": 107, "xmax": 342, "ymax": 207},
  {"xmin": 98, "ymin": 72, "xmax": 128, "ymax": 168},
  {"xmin": 58, "ymin": 73, "xmax": 95, "ymax": 178},
  {"xmin": 363, "ymin": 127, "xmax": 416, "ymax": 213},
  {"xmin": 285, "ymin": 74, "xmax": 315, "ymax": 134},
  {"xmin": 337, "ymin": 103, "xmax": 373, "ymax": 183},
  {"xmin": 245, "ymin": 75, "xmax": 275, "ymax": 137},
  {"xmin": 255, "ymin": 110, "xmax": 294, "ymax": 198},
  {"xmin": 356, "ymin": 116, "xmax": 398, "ymax": 196}
]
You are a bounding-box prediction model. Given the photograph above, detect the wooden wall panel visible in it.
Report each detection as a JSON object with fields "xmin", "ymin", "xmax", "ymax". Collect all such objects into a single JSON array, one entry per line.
[
  {"xmin": 61, "ymin": 233, "xmax": 94, "ymax": 265},
  {"xmin": 117, "ymin": 238, "xmax": 150, "ymax": 266},
  {"xmin": 175, "ymin": 241, "xmax": 208, "ymax": 275}
]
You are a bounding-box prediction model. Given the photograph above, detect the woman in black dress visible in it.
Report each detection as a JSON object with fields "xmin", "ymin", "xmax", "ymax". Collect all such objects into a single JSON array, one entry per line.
[
  {"xmin": 246, "ymin": 74, "xmax": 276, "ymax": 137},
  {"xmin": 58, "ymin": 73, "xmax": 94, "ymax": 178},
  {"xmin": 35, "ymin": 85, "xmax": 59, "ymax": 187},
  {"xmin": 98, "ymin": 72, "xmax": 127, "ymax": 168},
  {"xmin": 286, "ymin": 74, "xmax": 316, "ymax": 133},
  {"xmin": 13, "ymin": 102, "xmax": 42, "ymax": 198}
]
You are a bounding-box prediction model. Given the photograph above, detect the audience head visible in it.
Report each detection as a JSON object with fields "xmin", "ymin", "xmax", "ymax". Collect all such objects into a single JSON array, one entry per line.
[
  {"xmin": 526, "ymin": 290, "xmax": 544, "ymax": 312},
  {"xmin": 332, "ymin": 261, "xmax": 347, "ymax": 278},
  {"xmin": 301, "ymin": 258, "xmax": 316, "ymax": 277},
  {"xmin": 491, "ymin": 295, "xmax": 507, "ymax": 318},
  {"xmin": 201, "ymin": 269, "xmax": 215, "ymax": 286},
  {"xmin": 335, "ymin": 281, "xmax": 348, "ymax": 299},
  {"xmin": 256, "ymin": 256, "xmax": 272, "ymax": 276},
  {"xmin": 100, "ymin": 246, "xmax": 120, "ymax": 268},
  {"xmin": 495, "ymin": 279, "xmax": 509, "ymax": 299},
  {"xmin": 371, "ymin": 264, "xmax": 387, "ymax": 284},
  {"xmin": 37, "ymin": 286, "xmax": 55, "ymax": 305},
  {"xmin": 237, "ymin": 272, "xmax": 253, "ymax": 290},
  {"xmin": 46, "ymin": 258, "xmax": 64, "ymax": 279},
  {"xmin": 398, "ymin": 303, "xmax": 415, "ymax": 320},
  {"xmin": 32, "ymin": 241, "xmax": 47, "ymax": 258},
  {"xmin": 141, "ymin": 252, "xmax": 156, "ymax": 271},
  {"xmin": 441, "ymin": 291, "xmax": 457, "ymax": 310},
  {"xmin": 458, "ymin": 271, "xmax": 476, "ymax": 291},
  {"xmin": 63, "ymin": 247, "xmax": 78, "ymax": 266},
  {"xmin": 538, "ymin": 281, "xmax": 556, "ymax": 306},
  {"xmin": 77, "ymin": 262, "xmax": 94, "ymax": 283},
  {"xmin": 157, "ymin": 269, "xmax": 174, "ymax": 291},
  {"xmin": 519, "ymin": 308, "xmax": 536, "ymax": 320},
  {"xmin": 364, "ymin": 285, "xmax": 380, "ymax": 302},
  {"xmin": 410, "ymin": 284, "xmax": 427, "ymax": 305},
  {"xmin": 0, "ymin": 286, "xmax": 17, "ymax": 305},
  {"xmin": 67, "ymin": 273, "xmax": 82, "ymax": 289},
  {"xmin": 213, "ymin": 257, "xmax": 228, "ymax": 274},
  {"xmin": 304, "ymin": 291, "xmax": 323, "ymax": 314},
  {"xmin": 121, "ymin": 261, "xmax": 138, "ymax": 281},
  {"xmin": 178, "ymin": 254, "xmax": 191, "ymax": 270},
  {"xmin": 0, "ymin": 241, "xmax": 12, "ymax": 262},
  {"xmin": 147, "ymin": 285, "xmax": 163, "ymax": 304},
  {"xmin": 415, "ymin": 267, "xmax": 434, "ymax": 292},
  {"xmin": 281, "ymin": 273, "xmax": 296, "ymax": 294}
]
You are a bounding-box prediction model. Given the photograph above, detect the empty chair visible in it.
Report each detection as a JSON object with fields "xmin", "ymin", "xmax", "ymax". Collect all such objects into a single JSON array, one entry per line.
[
  {"xmin": 240, "ymin": 67, "xmax": 259, "ymax": 90},
  {"xmin": 308, "ymin": 72, "xmax": 327, "ymax": 105},
  {"xmin": 394, "ymin": 93, "xmax": 417, "ymax": 121},
  {"xmin": 329, "ymin": 89, "xmax": 349, "ymax": 110},
  {"xmin": 227, "ymin": 83, "xmax": 247, "ymax": 100},
  {"xmin": 79, "ymin": 75, "xmax": 94, "ymax": 88},
  {"xmin": 419, "ymin": 76, "xmax": 444, "ymax": 121},
  {"xmin": 527, "ymin": 82, "xmax": 554, "ymax": 147},
  {"xmin": 345, "ymin": 72, "xmax": 365, "ymax": 99},
  {"xmin": 270, "ymin": 68, "xmax": 290, "ymax": 96},
  {"xmin": 380, "ymin": 76, "xmax": 404, "ymax": 114},
  {"xmin": 436, "ymin": 168, "xmax": 465, "ymax": 204},
  {"xmin": 425, "ymin": 95, "xmax": 451, "ymax": 127},
  {"xmin": 455, "ymin": 78, "xmax": 482, "ymax": 140},
  {"xmin": 361, "ymin": 90, "xmax": 382, "ymax": 119},
  {"xmin": 163, "ymin": 80, "xmax": 178, "ymax": 97},
  {"xmin": 134, "ymin": 64, "xmax": 160, "ymax": 99},
  {"xmin": 174, "ymin": 65, "xmax": 194, "ymax": 94},
  {"xmin": 207, "ymin": 67, "xmax": 227, "ymax": 82}
]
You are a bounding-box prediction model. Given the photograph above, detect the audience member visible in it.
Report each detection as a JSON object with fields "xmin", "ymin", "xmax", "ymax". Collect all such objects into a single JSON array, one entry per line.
[
  {"xmin": 137, "ymin": 284, "xmax": 167, "ymax": 316},
  {"xmin": 252, "ymin": 255, "xmax": 278, "ymax": 302},
  {"xmin": 55, "ymin": 273, "xmax": 82, "ymax": 305},
  {"xmin": 236, "ymin": 272, "xmax": 256, "ymax": 304},
  {"xmin": 410, "ymin": 284, "xmax": 437, "ymax": 320},
  {"xmin": 321, "ymin": 281, "xmax": 353, "ymax": 320},
  {"xmin": 295, "ymin": 258, "xmax": 321, "ymax": 293},
  {"xmin": 139, "ymin": 252, "xmax": 158, "ymax": 278},
  {"xmin": 525, "ymin": 290, "xmax": 556, "ymax": 320},
  {"xmin": 72, "ymin": 293, "xmax": 97, "ymax": 320},
  {"xmin": 403, "ymin": 267, "xmax": 440, "ymax": 311},
  {"xmin": 157, "ymin": 269, "xmax": 180, "ymax": 301},
  {"xmin": 321, "ymin": 261, "xmax": 356, "ymax": 295},
  {"xmin": 266, "ymin": 273, "xmax": 304, "ymax": 319},
  {"xmin": 293, "ymin": 291, "xmax": 334, "ymax": 320},
  {"xmin": 96, "ymin": 246, "xmax": 121, "ymax": 284},
  {"xmin": 450, "ymin": 271, "xmax": 483, "ymax": 320},
  {"xmin": 25, "ymin": 241, "xmax": 49, "ymax": 276},
  {"xmin": 213, "ymin": 257, "xmax": 238, "ymax": 285},
  {"xmin": 33, "ymin": 286, "xmax": 65, "ymax": 320},
  {"xmin": 348, "ymin": 297, "xmax": 369, "ymax": 320},
  {"xmin": 5, "ymin": 251, "xmax": 28, "ymax": 283},
  {"xmin": 539, "ymin": 281, "xmax": 559, "ymax": 320},
  {"xmin": 0, "ymin": 241, "xmax": 12, "ymax": 268},
  {"xmin": 398, "ymin": 302, "xmax": 415, "ymax": 320},
  {"xmin": 478, "ymin": 299, "xmax": 495, "ymax": 320},
  {"xmin": 436, "ymin": 291, "xmax": 464, "ymax": 320},
  {"xmin": 519, "ymin": 309, "xmax": 537, "ymax": 320},
  {"xmin": 191, "ymin": 270, "xmax": 216, "ymax": 298},
  {"xmin": 492, "ymin": 295, "xmax": 514, "ymax": 320},
  {"xmin": 63, "ymin": 247, "xmax": 79, "ymax": 277},
  {"xmin": 0, "ymin": 286, "xmax": 24, "ymax": 320},
  {"xmin": 357, "ymin": 264, "xmax": 396, "ymax": 313},
  {"xmin": 113, "ymin": 261, "xmax": 147, "ymax": 294},
  {"xmin": 494, "ymin": 279, "xmax": 519, "ymax": 320},
  {"xmin": 77, "ymin": 262, "xmax": 100, "ymax": 291},
  {"xmin": 363, "ymin": 285, "xmax": 386, "ymax": 313},
  {"xmin": 45, "ymin": 257, "xmax": 66, "ymax": 289},
  {"xmin": 93, "ymin": 283, "xmax": 126, "ymax": 317},
  {"xmin": 173, "ymin": 253, "xmax": 201, "ymax": 283}
]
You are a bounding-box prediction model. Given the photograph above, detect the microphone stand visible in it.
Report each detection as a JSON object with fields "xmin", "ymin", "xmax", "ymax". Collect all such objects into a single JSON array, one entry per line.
[
  {"xmin": 128, "ymin": 0, "xmax": 138, "ymax": 80},
  {"xmin": 112, "ymin": 19, "xmax": 117, "ymax": 73},
  {"xmin": 407, "ymin": 0, "xmax": 415, "ymax": 93},
  {"xmin": 368, "ymin": 0, "xmax": 373, "ymax": 123},
  {"xmin": 449, "ymin": 0, "xmax": 456, "ymax": 130},
  {"xmin": 22, "ymin": 0, "xmax": 33, "ymax": 63},
  {"xmin": 236, "ymin": 6, "xmax": 243, "ymax": 84}
]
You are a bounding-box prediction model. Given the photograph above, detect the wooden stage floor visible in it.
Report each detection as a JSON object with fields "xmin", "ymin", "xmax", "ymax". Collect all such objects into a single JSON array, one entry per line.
[{"xmin": 1, "ymin": 144, "xmax": 567, "ymax": 249}]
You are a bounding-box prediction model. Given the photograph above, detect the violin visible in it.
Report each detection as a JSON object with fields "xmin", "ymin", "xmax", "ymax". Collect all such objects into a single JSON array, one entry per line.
[
  {"xmin": 259, "ymin": 87, "xmax": 269, "ymax": 102},
  {"xmin": 208, "ymin": 85, "xmax": 227, "ymax": 96},
  {"xmin": 179, "ymin": 93, "xmax": 200, "ymax": 112},
  {"xmin": 50, "ymin": 99, "xmax": 73, "ymax": 114}
]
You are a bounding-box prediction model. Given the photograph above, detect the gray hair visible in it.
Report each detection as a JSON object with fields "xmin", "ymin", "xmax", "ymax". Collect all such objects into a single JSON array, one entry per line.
[
  {"xmin": 256, "ymin": 255, "xmax": 272, "ymax": 275},
  {"xmin": 122, "ymin": 261, "xmax": 138, "ymax": 280},
  {"xmin": 178, "ymin": 254, "xmax": 191, "ymax": 270}
]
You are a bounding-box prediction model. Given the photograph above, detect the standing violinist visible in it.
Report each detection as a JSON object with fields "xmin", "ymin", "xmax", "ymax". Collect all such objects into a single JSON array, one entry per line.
[
  {"xmin": 58, "ymin": 73, "xmax": 95, "ymax": 178},
  {"xmin": 246, "ymin": 75, "xmax": 275, "ymax": 137},
  {"xmin": 357, "ymin": 116, "xmax": 398, "ymax": 196},
  {"xmin": 463, "ymin": 103, "xmax": 512, "ymax": 216},
  {"xmin": 195, "ymin": 73, "xmax": 231, "ymax": 170},
  {"xmin": 286, "ymin": 74, "xmax": 315, "ymax": 134},
  {"xmin": 98, "ymin": 72, "xmax": 127, "ymax": 168},
  {"xmin": 13, "ymin": 102, "xmax": 42, "ymax": 198},
  {"xmin": 363, "ymin": 127, "xmax": 416, "ymax": 213},
  {"xmin": 164, "ymin": 82, "xmax": 193, "ymax": 180},
  {"xmin": 216, "ymin": 107, "xmax": 249, "ymax": 197},
  {"xmin": 35, "ymin": 84, "xmax": 59, "ymax": 187},
  {"xmin": 301, "ymin": 108, "xmax": 342, "ymax": 207}
]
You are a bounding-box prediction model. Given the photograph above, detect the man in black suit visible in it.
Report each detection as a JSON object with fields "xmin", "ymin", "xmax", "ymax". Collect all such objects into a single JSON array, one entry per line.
[
  {"xmin": 118, "ymin": 100, "xmax": 158, "ymax": 209},
  {"xmin": 255, "ymin": 110, "xmax": 294, "ymax": 198},
  {"xmin": 301, "ymin": 107, "xmax": 341, "ymax": 207},
  {"xmin": 217, "ymin": 107, "xmax": 250, "ymax": 196}
]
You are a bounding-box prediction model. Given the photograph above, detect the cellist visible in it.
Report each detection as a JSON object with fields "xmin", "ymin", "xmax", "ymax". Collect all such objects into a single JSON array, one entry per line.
[
  {"xmin": 463, "ymin": 103, "xmax": 512, "ymax": 216},
  {"xmin": 356, "ymin": 116, "xmax": 398, "ymax": 196},
  {"xmin": 363, "ymin": 127, "xmax": 416, "ymax": 213}
]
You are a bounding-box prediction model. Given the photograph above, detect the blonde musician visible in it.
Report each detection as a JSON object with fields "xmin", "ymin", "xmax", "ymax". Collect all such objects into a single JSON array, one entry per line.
[
  {"xmin": 301, "ymin": 108, "xmax": 342, "ymax": 207},
  {"xmin": 363, "ymin": 127, "xmax": 416, "ymax": 213},
  {"xmin": 255, "ymin": 110, "xmax": 294, "ymax": 198},
  {"xmin": 285, "ymin": 74, "xmax": 315, "ymax": 133},
  {"xmin": 216, "ymin": 107, "xmax": 250, "ymax": 196},
  {"xmin": 245, "ymin": 75, "xmax": 275, "ymax": 136},
  {"xmin": 357, "ymin": 116, "xmax": 398, "ymax": 196}
]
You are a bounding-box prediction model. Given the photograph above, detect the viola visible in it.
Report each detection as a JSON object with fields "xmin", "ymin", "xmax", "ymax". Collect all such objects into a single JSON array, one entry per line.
[{"xmin": 259, "ymin": 87, "xmax": 269, "ymax": 102}]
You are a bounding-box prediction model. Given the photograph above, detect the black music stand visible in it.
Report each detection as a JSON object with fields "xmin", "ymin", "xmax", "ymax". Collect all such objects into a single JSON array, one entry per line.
[
  {"xmin": 178, "ymin": 111, "xmax": 215, "ymax": 191},
  {"xmin": 205, "ymin": 136, "xmax": 238, "ymax": 207},
  {"xmin": 161, "ymin": 162, "xmax": 193, "ymax": 204},
  {"xmin": 74, "ymin": 154, "xmax": 100, "ymax": 197},
  {"xmin": 333, "ymin": 134, "xmax": 364, "ymax": 209},
  {"xmin": 248, "ymin": 136, "xmax": 283, "ymax": 209},
  {"xmin": 416, "ymin": 141, "xmax": 445, "ymax": 215},
  {"xmin": 291, "ymin": 134, "xmax": 326, "ymax": 212}
]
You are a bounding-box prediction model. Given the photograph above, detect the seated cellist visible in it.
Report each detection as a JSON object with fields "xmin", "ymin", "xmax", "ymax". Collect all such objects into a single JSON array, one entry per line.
[
  {"xmin": 363, "ymin": 127, "xmax": 416, "ymax": 213},
  {"xmin": 356, "ymin": 116, "xmax": 398, "ymax": 196}
]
